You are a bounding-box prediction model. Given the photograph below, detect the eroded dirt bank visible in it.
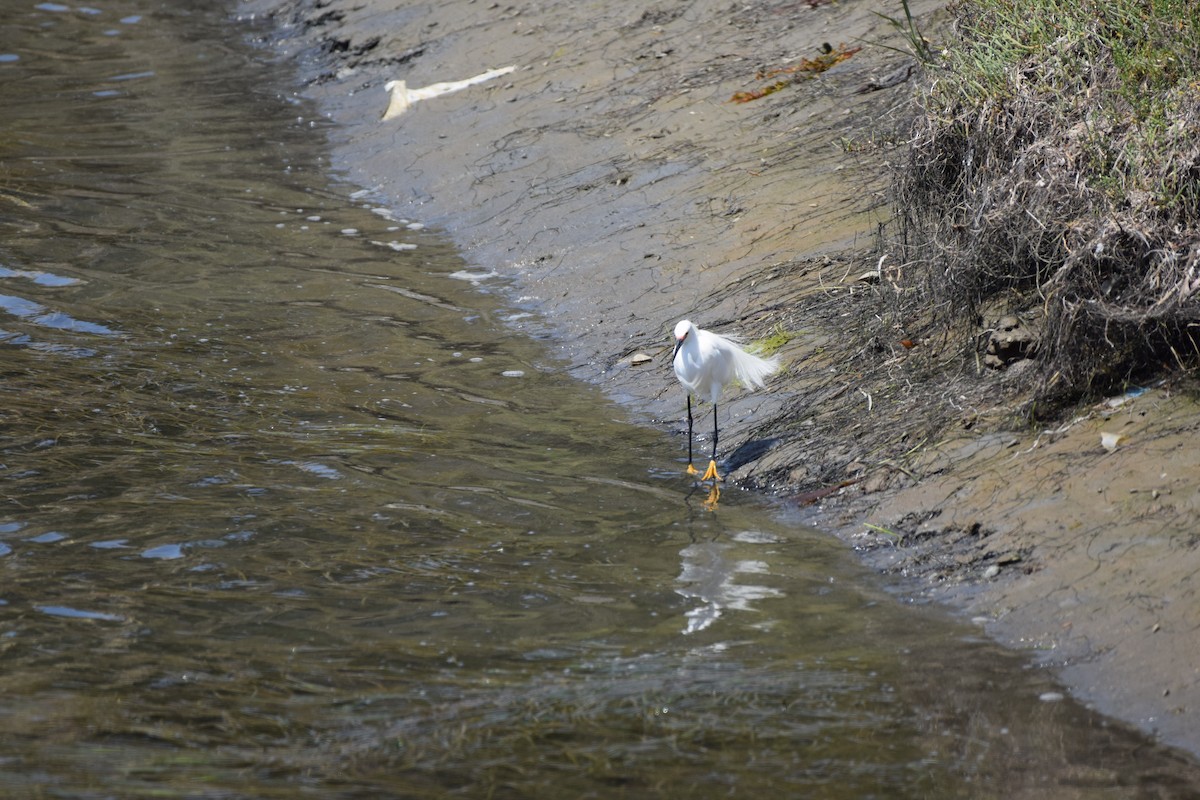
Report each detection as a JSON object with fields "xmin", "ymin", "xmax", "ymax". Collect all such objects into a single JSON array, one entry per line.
[{"xmin": 244, "ymin": 0, "xmax": 1200, "ymax": 756}]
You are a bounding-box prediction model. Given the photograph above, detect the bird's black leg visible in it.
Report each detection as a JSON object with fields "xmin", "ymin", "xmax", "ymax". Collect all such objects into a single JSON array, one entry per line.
[
  {"xmin": 700, "ymin": 403, "xmax": 721, "ymax": 482},
  {"xmin": 685, "ymin": 394, "xmax": 700, "ymax": 476},
  {"xmin": 711, "ymin": 403, "xmax": 719, "ymax": 461}
]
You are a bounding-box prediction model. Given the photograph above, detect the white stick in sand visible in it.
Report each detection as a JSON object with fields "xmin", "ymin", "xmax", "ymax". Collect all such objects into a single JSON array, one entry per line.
[{"xmin": 381, "ymin": 65, "xmax": 516, "ymax": 121}]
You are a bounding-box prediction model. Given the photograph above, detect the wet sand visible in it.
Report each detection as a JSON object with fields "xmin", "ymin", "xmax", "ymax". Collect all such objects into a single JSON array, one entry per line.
[{"xmin": 247, "ymin": 0, "xmax": 1200, "ymax": 757}]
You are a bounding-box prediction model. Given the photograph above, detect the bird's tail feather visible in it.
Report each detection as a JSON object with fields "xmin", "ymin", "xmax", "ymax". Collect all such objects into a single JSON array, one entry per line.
[{"xmin": 730, "ymin": 346, "xmax": 779, "ymax": 390}]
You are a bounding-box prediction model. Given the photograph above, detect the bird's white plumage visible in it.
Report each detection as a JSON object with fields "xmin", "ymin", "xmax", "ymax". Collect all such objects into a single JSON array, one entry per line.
[
  {"xmin": 670, "ymin": 319, "xmax": 779, "ymax": 489},
  {"xmin": 672, "ymin": 319, "xmax": 778, "ymax": 404}
]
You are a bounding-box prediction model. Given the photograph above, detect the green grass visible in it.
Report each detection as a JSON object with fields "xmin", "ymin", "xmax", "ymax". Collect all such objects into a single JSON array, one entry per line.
[
  {"xmin": 929, "ymin": 0, "xmax": 1200, "ymax": 213},
  {"xmin": 892, "ymin": 0, "xmax": 1200, "ymax": 405},
  {"xmin": 751, "ymin": 325, "xmax": 798, "ymax": 356},
  {"xmin": 871, "ymin": 0, "xmax": 937, "ymax": 63}
]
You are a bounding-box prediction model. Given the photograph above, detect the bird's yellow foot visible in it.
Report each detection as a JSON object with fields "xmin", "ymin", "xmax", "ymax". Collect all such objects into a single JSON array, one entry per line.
[
  {"xmin": 700, "ymin": 460, "xmax": 722, "ymax": 482},
  {"xmin": 686, "ymin": 463, "xmax": 701, "ymax": 477}
]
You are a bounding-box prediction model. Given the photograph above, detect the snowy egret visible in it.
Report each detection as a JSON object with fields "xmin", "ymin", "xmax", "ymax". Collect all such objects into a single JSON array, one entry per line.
[{"xmin": 672, "ymin": 319, "xmax": 779, "ymax": 482}]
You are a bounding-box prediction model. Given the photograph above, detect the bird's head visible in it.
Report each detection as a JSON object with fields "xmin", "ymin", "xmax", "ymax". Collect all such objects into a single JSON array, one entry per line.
[{"xmin": 672, "ymin": 319, "xmax": 693, "ymax": 361}]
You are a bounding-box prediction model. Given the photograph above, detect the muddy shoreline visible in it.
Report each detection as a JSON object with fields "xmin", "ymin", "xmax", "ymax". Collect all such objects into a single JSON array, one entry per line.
[{"xmin": 243, "ymin": 0, "xmax": 1200, "ymax": 757}]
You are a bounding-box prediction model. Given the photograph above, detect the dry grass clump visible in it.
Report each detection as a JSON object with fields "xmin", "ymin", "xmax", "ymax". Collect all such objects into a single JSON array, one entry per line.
[{"xmin": 894, "ymin": 0, "xmax": 1200, "ymax": 406}]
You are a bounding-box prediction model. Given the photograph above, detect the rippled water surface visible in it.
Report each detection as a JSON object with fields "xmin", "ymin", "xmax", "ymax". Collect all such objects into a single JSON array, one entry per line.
[{"xmin": 3, "ymin": 1, "xmax": 1200, "ymax": 797}]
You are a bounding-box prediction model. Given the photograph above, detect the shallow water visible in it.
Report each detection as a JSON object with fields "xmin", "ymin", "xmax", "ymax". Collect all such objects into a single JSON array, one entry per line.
[{"xmin": 1, "ymin": 1, "xmax": 1199, "ymax": 797}]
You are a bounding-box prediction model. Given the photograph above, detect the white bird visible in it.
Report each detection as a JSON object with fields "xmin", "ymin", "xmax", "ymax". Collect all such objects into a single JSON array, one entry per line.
[{"xmin": 672, "ymin": 319, "xmax": 779, "ymax": 483}]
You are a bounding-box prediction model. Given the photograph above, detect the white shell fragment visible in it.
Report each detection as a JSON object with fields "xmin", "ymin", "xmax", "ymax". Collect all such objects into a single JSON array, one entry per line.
[
  {"xmin": 856, "ymin": 254, "xmax": 887, "ymax": 284},
  {"xmin": 382, "ymin": 66, "xmax": 517, "ymax": 121},
  {"xmin": 1100, "ymin": 431, "xmax": 1124, "ymax": 452}
]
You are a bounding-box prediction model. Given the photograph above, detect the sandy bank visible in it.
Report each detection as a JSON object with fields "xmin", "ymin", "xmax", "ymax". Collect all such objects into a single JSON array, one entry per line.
[{"xmin": 245, "ymin": 0, "xmax": 1200, "ymax": 758}]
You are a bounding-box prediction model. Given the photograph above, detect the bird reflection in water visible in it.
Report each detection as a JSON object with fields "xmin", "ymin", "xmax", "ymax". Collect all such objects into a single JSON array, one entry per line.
[{"xmin": 675, "ymin": 534, "xmax": 785, "ymax": 635}]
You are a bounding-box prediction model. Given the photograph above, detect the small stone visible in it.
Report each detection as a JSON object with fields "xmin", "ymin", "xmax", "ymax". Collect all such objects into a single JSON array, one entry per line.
[
  {"xmin": 984, "ymin": 314, "xmax": 1037, "ymax": 369},
  {"xmin": 983, "ymin": 564, "xmax": 1000, "ymax": 579},
  {"xmin": 1002, "ymin": 358, "xmax": 1037, "ymax": 380}
]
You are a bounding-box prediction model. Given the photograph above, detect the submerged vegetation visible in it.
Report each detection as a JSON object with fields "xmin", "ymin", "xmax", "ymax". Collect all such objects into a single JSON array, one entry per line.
[{"xmin": 893, "ymin": 0, "xmax": 1200, "ymax": 406}]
